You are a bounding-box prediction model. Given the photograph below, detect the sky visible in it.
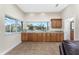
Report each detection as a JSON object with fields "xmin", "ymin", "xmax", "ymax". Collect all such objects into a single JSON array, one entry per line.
[
  {"xmin": 30, "ymin": 22, "xmax": 48, "ymax": 27},
  {"xmin": 5, "ymin": 17, "xmax": 21, "ymax": 25},
  {"xmin": 5, "ymin": 17, "xmax": 48, "ymax": 27}
]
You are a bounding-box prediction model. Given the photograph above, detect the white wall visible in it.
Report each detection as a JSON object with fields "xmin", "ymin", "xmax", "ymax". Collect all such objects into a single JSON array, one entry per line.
[
  {"xmin": 0, "ymin": 5, "xmax": 63, "ymax": 54},
  {"xmin": 24, "ymin": 13, "xmax": 61, "ymax": 21},
  {"xmin": 1, "ymin": 4, "xmax": 79, "ymax": 54},
  {"xmin": 0, "ymin": 4, "xmax": 24, "ymax": 54},
  {"xmin": 24, "ymin": 13, "xmax": 63, "ymax": 31},
  {"xmin": 62, "ymin": 4, "xmax": 79, "ymax": 40},
  {"xmin": 64, "ymin": 17, "xmax": 74, "ymax": 40}
]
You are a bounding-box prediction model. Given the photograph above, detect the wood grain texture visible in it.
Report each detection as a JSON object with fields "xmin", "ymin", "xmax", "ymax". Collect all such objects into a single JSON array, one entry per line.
[
  {"xmin": 51, "ymin": 19, "xmax": 62, "ymax": 28},
  {"xmin": 21, "ymin": 33, "xmax": 64, "ymax": 42}
]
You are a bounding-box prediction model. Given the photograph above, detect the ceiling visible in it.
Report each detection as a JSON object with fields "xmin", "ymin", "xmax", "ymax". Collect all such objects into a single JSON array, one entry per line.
[{"xmin": 17, "ymin": 4, "xmax": 68, "ymax": 13}]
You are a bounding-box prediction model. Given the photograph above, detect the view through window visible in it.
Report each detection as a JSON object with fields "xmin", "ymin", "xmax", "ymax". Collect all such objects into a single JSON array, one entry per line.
[
  {"xmin": 23, "ymin": 22, "xmax": 49, "ymax": 32},
  {"xmin": 5, "ymin": 16, "xmax": 49, "ymax": 32},
  {"xmin": 5, "ymin": 16, "xmax": 23, "ymax": 32}
]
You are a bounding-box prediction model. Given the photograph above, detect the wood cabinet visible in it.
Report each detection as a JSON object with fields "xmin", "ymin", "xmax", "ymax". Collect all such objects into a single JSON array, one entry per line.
[
  {"xmin": 31, "ymin": 33, "xmax": 38, "ymax": 42},
  {"xmin": 56, "ymin": 33, "xmax": 64, "ymax": 42},
  {"xmin": 46, "ymin": 33, "xmax": 51, "ymax": 42},
  {"xmin": 37, "ymin": 33, "xmax": 42, "ymax": 42},
  {"xmin": 50, "ymin": 33, "xmax": 64, "ymax": 42},
  {"xmin": 42, "ymin": 33, "xmax": 46, "ymax": 42},
  {"xmin": 21, "ymin": 33, "xmax": 28, "ymax": 41},
  {"xmin": 51, "ymin": 19, "xmax": 62, "ymax": 28},
  {"xmin": 21, "ymin": 32, "xmax": 64, "ymax": 42},
  {"xmin": 50, "ymin": 33, "xmax": 57, "ymax": 42}
]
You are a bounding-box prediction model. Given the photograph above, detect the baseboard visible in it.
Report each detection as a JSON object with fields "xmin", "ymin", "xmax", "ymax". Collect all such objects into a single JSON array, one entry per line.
[{"xmin": 0, "ymin": 41, "xmax": 21, "ymax": 55}]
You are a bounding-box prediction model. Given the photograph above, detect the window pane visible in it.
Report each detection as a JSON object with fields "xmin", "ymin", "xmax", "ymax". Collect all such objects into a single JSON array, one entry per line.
[
  {"xmin": 5, "ymin": 16, "xmax": 22, "ymax": 32},
  {"xmin": 17, "ymin": 20, "xmax": 22, "ymax": 32},
  {"xmin": 23, "ymin": 22, "xmax": 48, "ymax": 32}
]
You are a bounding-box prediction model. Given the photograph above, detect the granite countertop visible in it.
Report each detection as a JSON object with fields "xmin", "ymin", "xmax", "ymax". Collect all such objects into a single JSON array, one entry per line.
[{"xmin": 22, "ymin": 31, "xmax": 64, "ymax": 33}]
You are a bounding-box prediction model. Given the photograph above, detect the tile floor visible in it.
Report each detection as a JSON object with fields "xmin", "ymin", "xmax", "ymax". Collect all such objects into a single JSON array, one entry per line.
[{"xmin": 6, "ymin": 42, "xmax": 60, "ymax": 55}]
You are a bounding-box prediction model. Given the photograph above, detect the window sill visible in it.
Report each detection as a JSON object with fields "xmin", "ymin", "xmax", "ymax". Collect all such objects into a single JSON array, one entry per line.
[{"xmin": 5, "ymin": 32, "xmax": 21, "ymax": 35}]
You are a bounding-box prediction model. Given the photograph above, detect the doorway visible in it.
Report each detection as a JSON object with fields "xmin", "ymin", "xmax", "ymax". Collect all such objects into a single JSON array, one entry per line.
[{"xmin": 64, "ymin": 17, "xmax": 75, "ymax": 40}]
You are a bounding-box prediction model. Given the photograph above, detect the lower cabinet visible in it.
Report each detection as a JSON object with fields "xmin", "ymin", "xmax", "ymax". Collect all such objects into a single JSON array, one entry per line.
[
  {"xmin": 32, "ymin": 33, "xmax": 38, "ymax": 42},
  {"xmin": 21, "ymin": 32, "xmax": 64, "ymax": 42},
  {"xmin": 21, "ymin": 33, "xmax": 28, "ymax": 41},
  {"xmin": 50, "ymin": 33, "xmax": 57, "ymax": 42},
  {"xmin": 46, "ymin": 33, "xmax": 51, "ymax": 42},
  {"xmin": 37, "ymin": 33, "xmax": 42, "ymax": 42}
]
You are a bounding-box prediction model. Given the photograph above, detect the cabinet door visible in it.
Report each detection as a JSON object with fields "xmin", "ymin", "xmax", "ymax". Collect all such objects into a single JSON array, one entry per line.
[
  {"xmin": 56, "ymin": 20, "xmax": 62, "ymax": 28},
  {"xmin": 37, "ymin": 33, "xmax": 42, "ymax": 42},
  {"xmin": 56, "ymin": 33, "xmax": 64, "ymax": 42},
  {"xmin": 28, "ymin": 33, "xmax": 33, "ymax": 41},
  {"xmin": 50, "ymin": 33, "xmax": 56, "ymax": 42},
  {"xmin": 51, "ymin": 20, "xmax": 57, "ymax": 28},
  {"xmin": 32, "ymin": 33, "xmax": 35, "ymax": 41},
  {"xmin": 46, "ymin": 33, "xmax": 50, "ymax": 42},
  {"xmin": 25, "ymin": 33, "xmax": 28, "ymax": 41},
  {"xmin": 51, "ymin": 19, "xmax": 62, "ymax": 28},
  {"xmin": 32, "ymin": 33, "xmax": 38, "ymax": 42},
  {"xmin": 42, "ymin": 33, "xmax": 46, "ymax": 42},
  {"xmin": 21, "ymin": 33, "xmax": 28, "ymax": 41},
  {"xmin": 50, "ymin": 33, "xmax": 53, "ymax": 41},
  {"xmin": 60, "ymin": 33, "xmax": 64, "ymax": 41},
  {"xmin": 56, "ymin": 33, "xmax": 60, "ymax": 42}
]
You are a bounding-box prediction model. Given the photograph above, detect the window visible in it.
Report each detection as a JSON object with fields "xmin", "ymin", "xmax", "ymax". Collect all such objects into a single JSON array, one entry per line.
[
  {"xmin": 23, "ymin": 22, "xmax": 49, "ymax": 32},
  {"xmin": 17, "ymin": 20, "xmax": 23, "ymax": 32},
  {"xmin": 5, "ymin": 16, "xmax": 23, "ymax": 32}
]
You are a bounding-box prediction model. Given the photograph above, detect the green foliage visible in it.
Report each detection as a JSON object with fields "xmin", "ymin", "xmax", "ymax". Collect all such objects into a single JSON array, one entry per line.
[{"xmin": 27, "ymin": 24, "xmax": 47, "ymax": 31}]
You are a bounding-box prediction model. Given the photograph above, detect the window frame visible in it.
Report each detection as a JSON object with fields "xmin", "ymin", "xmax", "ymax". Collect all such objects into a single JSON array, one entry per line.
[
  {"xmin": 23, "ymin": 21, "xmax": 49, "ymax": 32},
  {"xmin": 5, "ymin": 15, "xmax": 23, "ymax": 33}
]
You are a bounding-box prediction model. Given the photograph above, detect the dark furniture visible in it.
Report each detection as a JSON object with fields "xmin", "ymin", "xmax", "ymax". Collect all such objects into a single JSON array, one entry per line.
[{"xmin": 59, "ymin": 40, "xmax": 79, "ymax": 55}]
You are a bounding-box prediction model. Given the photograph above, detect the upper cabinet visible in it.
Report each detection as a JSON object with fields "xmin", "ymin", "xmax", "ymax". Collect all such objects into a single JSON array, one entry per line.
[{"xmin": 51, "ymin": 19, "xmax": 62, "ymax": 28}]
